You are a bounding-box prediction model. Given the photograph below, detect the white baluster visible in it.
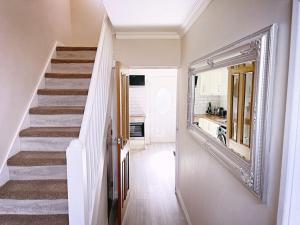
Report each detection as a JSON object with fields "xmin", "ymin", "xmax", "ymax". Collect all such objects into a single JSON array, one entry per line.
[{"xmin": 66, "ymin": 15, "xmax": 114, "ymax": 225}]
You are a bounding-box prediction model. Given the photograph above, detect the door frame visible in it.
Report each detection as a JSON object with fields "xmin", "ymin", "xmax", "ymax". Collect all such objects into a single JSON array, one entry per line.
[
  {"xmin": 277, "ymin": 1, "xmax": 300, "ymax": 225},
  {"xmin": 175, "ymin": 68, "xmax": 181, "ymax": 192}
]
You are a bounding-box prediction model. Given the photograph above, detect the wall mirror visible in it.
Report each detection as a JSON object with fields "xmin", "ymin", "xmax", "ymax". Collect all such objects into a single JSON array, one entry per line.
[{"xmin": 187, "ymin": 25, "xmax": 278, "ymax": 201}]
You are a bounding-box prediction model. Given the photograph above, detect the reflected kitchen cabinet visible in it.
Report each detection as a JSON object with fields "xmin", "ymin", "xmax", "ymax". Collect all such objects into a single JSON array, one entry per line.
[{"xmin": 198, "ymin": 68, "xmax": 228, "ymax": 96}]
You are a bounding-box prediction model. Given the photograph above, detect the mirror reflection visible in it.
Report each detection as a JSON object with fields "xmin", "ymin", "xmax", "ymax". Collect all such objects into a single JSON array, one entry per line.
[{"xmin": 192, "ymin": 61, "xmax": 255, "ymax": 161}]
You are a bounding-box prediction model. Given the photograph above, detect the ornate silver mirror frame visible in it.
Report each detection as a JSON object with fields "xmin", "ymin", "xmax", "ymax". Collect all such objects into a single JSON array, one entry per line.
[{"xmin": 187, "ymin": 25, "xmax": 278, "ymax": 201}]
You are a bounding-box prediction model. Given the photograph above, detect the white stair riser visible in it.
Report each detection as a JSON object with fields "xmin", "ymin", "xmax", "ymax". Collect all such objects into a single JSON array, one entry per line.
[
  {"xmin": 20, "ymin": 137, "xmax": 74, "ymax": 151},
  {"xmin": 50, "ymin": 63, "xmax": 93, "ymax": 73},
  {"xmin": 38, "ymin": 95, "xmax": 87, "ymax": 106},
  {"xmin": 45, "ymin": 78, "xmax": 90, "ymax": 89},
  {"xmin": 56, "ymin": 51, "xmax": 96, "ymax": 59},
  {"xmin": 9, "ymin": 166, "xmax": 67, "ymax": 180},
  {"xmin": 0, "ymin": 199, "xmax": 67, "ymax": 215},
  {"xmin": 30, "ymin": 115, "xmax": 83, "ymax": 127}
]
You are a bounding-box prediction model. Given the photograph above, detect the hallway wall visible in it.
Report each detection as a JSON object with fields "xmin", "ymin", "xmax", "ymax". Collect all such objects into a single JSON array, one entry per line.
[
  {"xmin": 177, "ymin": 0, "xmax": 292, "ymax": 225},
  {"xmin": 69, "ymin": 0, "xmax": 106, "ymax": 46},
  {"xmin": 113, "ymin": 38, "xmax": 181, "ymax": 67},
  {"xmin": 0, "ymin": 0, "xmax": 72, "ymax": 177}
]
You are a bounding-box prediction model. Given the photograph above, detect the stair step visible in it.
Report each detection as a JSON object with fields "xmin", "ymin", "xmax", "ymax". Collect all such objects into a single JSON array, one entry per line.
[
  {"xmin": 0, "ymin": 180, "xmax": 67, "ymax": 200},
  {"xmin": 50, "ymin": 62, "xmax": 94, "ymax": 73},
  {"xmin": 45, "ymin": 72, "xmax": 92, "ymax": 79},
  {"xmin": 20, "ymin": 137, "xmax": 74, "ymax": 152},
  {"xmin": 29, "ymin": 107, "xmax": 84, "ymax": 127},
  {"xmin": 30, "ymin": 114, "xmax": 83, "ymax": 127},
  {"xmin": 9, "ymin": 165, "xmax": 67, "ymax": 181},
  {"xmin": 56, "ymin": 46, "xmax": 97, "ymax": 51},
  {"xmin": 30, "ymin": 106, "xmax": 84, "ymax": 115},
  {"xmin": 37, "ymin": 89, "xmax": 87, "ymax": 106},
  {"xmin": 0, "ymin": 180, "xmax": 68, "ymax": 214},
  {"xmin": 8, "ymin": 152, "xmax": 66, "ymax": 166},
  {"xmin": 8, "ymin": 152, "xmax": 67, "ymax": 180},
  {"xmin": 9, "ymin": 165, "xmax": 66, "ymax": 181},
  {"xmin": 19, "ymin": 127, "xmax": 80, "ymax": 137},
  {"xmin": 37, "ymin": 89, "xmax": 88, "ymax": 96},
  {"xmin": 38, "ymin": 95, "xmax": 87, "ymax": 107},
  {"xmin": 51, "ymin": 59, "xmax": 95, "ymax": 64},
  {"xmin": 45, "ymin": 77, "xmax": 90, "ymax": 89},
  {"xmin": 56, "ymin": 51, "xmax": 96, "ymax": 60},
  {"xmin": 0, "ymin": 214, "xmax": 68, "ymax": 225},
  {"xmin": 0, "ymin": 199, "xmax": 68, "ymax": 215}
]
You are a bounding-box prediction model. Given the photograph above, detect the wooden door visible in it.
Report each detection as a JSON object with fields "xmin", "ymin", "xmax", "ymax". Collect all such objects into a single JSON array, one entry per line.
[{"xmin": 115, "ymin": 62, "xmax": 130, "ymax": 225}]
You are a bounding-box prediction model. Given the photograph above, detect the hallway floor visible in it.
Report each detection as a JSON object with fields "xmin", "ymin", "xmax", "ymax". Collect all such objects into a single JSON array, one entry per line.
[{"xmin": 123, "ymin": 143, "xmax": 187, "ymax": 225}]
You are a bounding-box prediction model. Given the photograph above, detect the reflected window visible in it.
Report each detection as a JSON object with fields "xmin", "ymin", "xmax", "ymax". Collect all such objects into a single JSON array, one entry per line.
[
  {"xmin": 243, "ymin": 72, "xmax": 254, "ymax": 147},
  {"xmin": 231, "ymin": 74, "xmax": 239, "ymax": 142}
]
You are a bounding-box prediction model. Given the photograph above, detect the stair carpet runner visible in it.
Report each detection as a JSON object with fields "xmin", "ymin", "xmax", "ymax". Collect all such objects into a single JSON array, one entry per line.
[{"xmin": 0, "ymin": 46, "xmax": 96, "ymax": 225}]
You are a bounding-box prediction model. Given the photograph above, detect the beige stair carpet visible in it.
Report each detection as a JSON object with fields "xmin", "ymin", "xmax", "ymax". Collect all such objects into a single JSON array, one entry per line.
[{"xmin": 0, "ymin": 46, "xmax": 97, "ymax": 225}]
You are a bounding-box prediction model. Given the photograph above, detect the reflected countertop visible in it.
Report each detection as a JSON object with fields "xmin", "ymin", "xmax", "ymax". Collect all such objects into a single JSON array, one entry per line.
[{"xmin": 194, "ymin": 114, "xmax": 227, "ymax": 127}]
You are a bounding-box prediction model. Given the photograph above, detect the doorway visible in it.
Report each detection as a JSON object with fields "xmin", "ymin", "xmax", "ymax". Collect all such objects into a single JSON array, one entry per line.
[
  {"xmin": 122, "ymin": 68, "xmax": 186, "ymax": 225},
  {"xmin": 128, "ymin": 68, "xmax": 177, "ymax": 147}
]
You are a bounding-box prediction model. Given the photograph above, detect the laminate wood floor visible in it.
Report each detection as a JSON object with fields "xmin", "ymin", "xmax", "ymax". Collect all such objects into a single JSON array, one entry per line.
[{"xmin": 123, "ymin": 143, "xmax": 187, "ymax": 225}]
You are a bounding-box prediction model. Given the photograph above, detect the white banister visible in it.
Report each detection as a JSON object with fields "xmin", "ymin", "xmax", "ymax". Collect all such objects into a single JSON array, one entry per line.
[{"xmin": 66, "ymin": 15, "xmax": 114, "ymax": 225}]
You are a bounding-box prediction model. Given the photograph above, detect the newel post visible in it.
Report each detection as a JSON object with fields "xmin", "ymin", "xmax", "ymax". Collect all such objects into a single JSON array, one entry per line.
[{"xmin": 66, "ymin": 139, "xmax": 88, "ymax": 225}]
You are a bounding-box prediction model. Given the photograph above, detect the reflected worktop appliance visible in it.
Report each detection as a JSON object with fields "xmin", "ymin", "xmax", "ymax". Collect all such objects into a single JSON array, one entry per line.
[
  {"xmin": 217, "ymin": 125, "xmax": 227, "ymax": 145},
  {"xmin": 130, "ymin": 116, "xmax": 146, "ymax": 149},
  {"xmin": 130, "ymin": 122, "xmax": 144, "ymax": 138}
]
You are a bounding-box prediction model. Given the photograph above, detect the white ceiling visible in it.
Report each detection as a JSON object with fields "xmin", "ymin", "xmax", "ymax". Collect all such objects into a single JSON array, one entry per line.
[{"xmin": 103, "ymin": 0, "xmax": 209, "ymax": 33}]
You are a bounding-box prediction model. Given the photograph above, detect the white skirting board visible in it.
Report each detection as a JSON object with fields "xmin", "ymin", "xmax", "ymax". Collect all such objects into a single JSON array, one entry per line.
[
  {"xmin": 176, "ymin": 188, "xmax": 193, "ymax": 225},
  {"xmin": 0, "ymin": 41, "xmax": 59, "ymax": 186}
]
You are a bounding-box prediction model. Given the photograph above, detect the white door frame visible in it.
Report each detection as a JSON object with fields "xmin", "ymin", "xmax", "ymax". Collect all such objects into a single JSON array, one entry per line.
[
  {"xmin": 175, "ymin": 68, "xmax": 181, "ymax": 191},
  {"xmin": 277, "ymin": 1, "xmax": 300, "ymax": 225}
]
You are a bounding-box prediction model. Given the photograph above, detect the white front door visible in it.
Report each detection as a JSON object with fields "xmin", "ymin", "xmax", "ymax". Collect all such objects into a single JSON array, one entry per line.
[{"xmin": 148, "ymin": 72, "xmax": 177, "ymax": 143}]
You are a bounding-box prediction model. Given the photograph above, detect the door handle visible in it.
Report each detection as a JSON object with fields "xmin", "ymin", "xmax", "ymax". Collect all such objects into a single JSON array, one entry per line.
[
  {"xmin": 117, "ymin": 137, "xmax": 127, "ymax": 149},
  {"xmin": 117, "ymin": 137, "xmax": 122, "ymax": 145}
]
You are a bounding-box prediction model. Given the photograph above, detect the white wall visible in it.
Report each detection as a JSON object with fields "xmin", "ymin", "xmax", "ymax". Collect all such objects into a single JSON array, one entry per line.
[
  {"xmin": 129, "ymin": 69, "xmax": 177, "ymax": 143},
  {"xmin": 177, "ymin": 0, "xmax": 292, "ymax": 225},
  {"xmin": 129, "ymin": 87, "xmax": 146, "ymax": 115}
]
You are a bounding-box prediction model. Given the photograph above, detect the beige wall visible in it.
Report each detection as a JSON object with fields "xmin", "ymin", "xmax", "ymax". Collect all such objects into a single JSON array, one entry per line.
[
  {"xmin": 177, "ymin": 0, "xmax": 292, "ymax": 225},
  {"xmin": 0, "ymin": 0, "xmax": 72, "ymax": 171},
  {"xmin": 113, "ymin": 38, "xmax": 181, "ymax": 67},
  {"xmin": 69, "ymin": 0, "xmax": 106, "ymax": 46}
]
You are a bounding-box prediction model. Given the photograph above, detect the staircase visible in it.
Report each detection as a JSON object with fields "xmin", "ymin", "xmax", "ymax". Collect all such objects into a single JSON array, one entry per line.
[{"xmin": 0, "ymin": 46, "xmax": 97, "ymax": 225}]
